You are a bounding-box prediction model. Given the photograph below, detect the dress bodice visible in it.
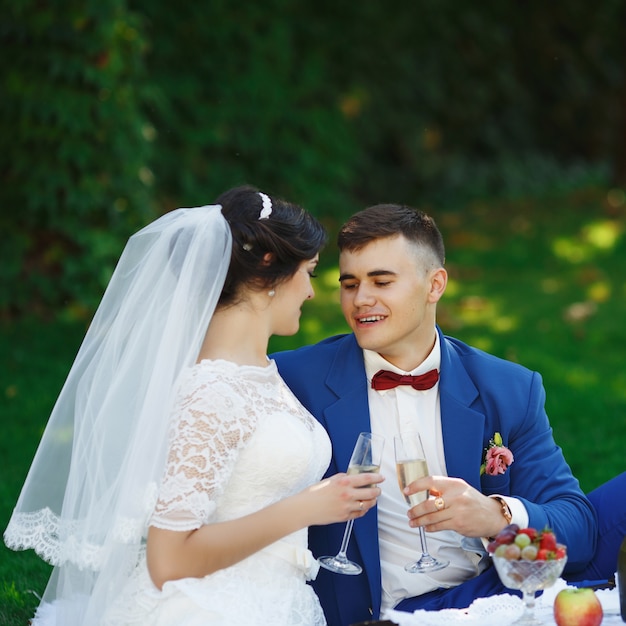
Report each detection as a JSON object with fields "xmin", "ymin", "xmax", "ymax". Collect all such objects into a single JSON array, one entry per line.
[
  {"xmin": 151, "ymin": 358, "xmax": 331, "ymax": 535},
  {"xmin": 96, "ymin": 359, "xmax": 331, "ymax": 626}
]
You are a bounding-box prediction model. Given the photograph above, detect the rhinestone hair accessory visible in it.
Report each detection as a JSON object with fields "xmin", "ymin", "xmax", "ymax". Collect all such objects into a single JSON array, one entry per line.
[{"xmin": 258, "ymin": 192, "xmax": 272, "ymax": 219}]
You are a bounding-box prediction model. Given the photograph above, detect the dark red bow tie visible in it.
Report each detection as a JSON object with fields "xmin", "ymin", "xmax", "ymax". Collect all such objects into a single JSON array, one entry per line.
[{"xmin": 371, "ymin": 368, "xmax": 439, "ymax": 391}]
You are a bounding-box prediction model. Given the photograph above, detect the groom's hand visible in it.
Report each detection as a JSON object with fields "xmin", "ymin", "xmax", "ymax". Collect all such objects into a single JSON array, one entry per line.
[{"xmin": 404, "ymin": 475, "xmax": 507, "ymax": 539}]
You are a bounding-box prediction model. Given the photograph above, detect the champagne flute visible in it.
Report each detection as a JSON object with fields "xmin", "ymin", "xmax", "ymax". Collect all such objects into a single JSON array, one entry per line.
[
  {"xmin": 394, "ymin": 431, "xmax": 449, "ymax": 573},
  {"xmin": 318, "ymin": 432, "xmax": 384, "ymax": 575}
]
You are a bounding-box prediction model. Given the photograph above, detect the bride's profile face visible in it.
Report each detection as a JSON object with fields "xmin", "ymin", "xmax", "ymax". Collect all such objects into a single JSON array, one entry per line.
[{"xmin": 270, "ymin": 255, "xmax": 319, "ymax": 336}]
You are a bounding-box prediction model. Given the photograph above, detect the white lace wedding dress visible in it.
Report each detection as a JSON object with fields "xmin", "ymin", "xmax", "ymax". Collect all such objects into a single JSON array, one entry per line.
[{"xmin": 33, "ymin": 359, "xmax": 331, "ymax": 626}]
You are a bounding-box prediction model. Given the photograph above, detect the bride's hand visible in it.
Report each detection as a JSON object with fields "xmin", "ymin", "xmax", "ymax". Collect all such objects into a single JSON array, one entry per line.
[{"xmin": 300, "ymin": 472, "xmax": 384, "ymax": 526}]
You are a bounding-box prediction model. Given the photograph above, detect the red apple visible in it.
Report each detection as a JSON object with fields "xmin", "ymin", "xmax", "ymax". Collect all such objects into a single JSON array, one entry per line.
[{"xmin": 553, "ymin": 588, "xmax": 603, "ymax": 626}]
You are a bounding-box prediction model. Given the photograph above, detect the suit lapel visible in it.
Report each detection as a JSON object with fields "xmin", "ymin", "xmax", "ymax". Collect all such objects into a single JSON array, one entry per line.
[
  {"xmin": 320, "ymin": 331, "xmax": 489, "ymax": 619},
  {"xmin": 322, "ymin": 334, "xmax": 372, "ymax": 469},
  {"xmin": 438, "ymin": 329, "xmax": 486, "ymax": 489},
  {"xmin": 322, "ymin": 335, "xmax": 383, "ymax": 616}
]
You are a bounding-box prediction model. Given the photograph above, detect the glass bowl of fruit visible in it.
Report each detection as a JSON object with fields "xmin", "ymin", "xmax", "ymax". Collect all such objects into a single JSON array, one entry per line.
[{"xmin": 489, "ymin": 524, "xmax": 567, "ymax": 625}]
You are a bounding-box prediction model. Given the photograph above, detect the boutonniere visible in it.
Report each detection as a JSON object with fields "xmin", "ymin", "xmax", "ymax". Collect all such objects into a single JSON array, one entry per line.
[{"xmin": 480, "ymin": 432, "xmax": 514, "ymax": 476}]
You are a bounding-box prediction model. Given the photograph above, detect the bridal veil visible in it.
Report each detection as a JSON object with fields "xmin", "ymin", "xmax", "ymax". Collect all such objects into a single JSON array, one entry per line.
[{"xmin": 4, "ymin": 204, "xmax": 232, "ymax": 623}]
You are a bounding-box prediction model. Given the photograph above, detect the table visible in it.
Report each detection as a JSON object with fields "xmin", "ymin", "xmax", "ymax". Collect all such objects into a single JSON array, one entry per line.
[{"xmin": 383, "ymin": 578, "xmax": 622, "ymax": 625}]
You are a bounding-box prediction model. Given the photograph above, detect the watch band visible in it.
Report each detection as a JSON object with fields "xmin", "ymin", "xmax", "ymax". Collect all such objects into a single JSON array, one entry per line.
[{"xmin": 491, "ymin": 495, "xmax": 513, "ymax": 524}]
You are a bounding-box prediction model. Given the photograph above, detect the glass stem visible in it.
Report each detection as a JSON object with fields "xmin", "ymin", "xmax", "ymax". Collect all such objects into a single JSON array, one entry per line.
[
  {"xmin": 522, "ymin": 589, "xmax": 536, "ymax": 616},
  {"xmin": 336, "ymin": 519, "xmax": 355, "ymax": 560},
  {"xmin": 418, "ymin": 527, "xmax": 432, "ymax": 557}
]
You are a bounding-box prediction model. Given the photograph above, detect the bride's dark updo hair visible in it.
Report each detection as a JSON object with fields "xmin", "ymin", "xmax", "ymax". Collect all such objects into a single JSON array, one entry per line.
[{"xmin": 216, "ymin": 185, "xmax": 327, "ymax": 306}]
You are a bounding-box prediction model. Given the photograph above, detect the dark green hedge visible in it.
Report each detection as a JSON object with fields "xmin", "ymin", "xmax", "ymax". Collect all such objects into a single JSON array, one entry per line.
[
  {"xmin": 2, "ymin": 0, "xmax": 624, "ymax": 318},
  {"xmin": 0, "ymin": 0, "xmax": 154, "ymax": 317}
]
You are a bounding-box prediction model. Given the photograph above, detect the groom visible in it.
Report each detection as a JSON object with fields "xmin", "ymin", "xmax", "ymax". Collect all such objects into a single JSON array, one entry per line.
[{"xmin": 274, "ymin": 203, "xmax": 620, "ymax": 626}]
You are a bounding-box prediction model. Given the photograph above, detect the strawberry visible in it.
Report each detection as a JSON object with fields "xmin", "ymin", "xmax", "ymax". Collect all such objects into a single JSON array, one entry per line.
[
  {"xmin": 540, "ymin": 531, "xmax": 557, "ymax": 552},
  {"xmin": 536, "ymin": 548, "xmax": 551, "ymax": 560},
  {"xmin": 491, "ymin": 525, "xmax": 566, "ymax": 561}
]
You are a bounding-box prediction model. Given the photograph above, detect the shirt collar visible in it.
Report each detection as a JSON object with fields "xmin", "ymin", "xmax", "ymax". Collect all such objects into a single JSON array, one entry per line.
[{"xmin": 363, "ymin": 331, "xmax": 441, "ymax": 385}]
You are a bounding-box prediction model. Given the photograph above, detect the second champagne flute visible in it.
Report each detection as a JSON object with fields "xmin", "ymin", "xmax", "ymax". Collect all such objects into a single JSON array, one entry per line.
[
  {"xmin": 394, "ymin": 431, "xmax": 449, "ymax": 574},
  {"xmin": 318, "ymin": 432, "xmax": 384, "ymax": 575}
]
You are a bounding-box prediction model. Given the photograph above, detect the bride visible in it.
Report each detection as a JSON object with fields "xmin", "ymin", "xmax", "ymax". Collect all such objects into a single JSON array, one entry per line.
[{"xmin": 4, "ymin": 185, "xmax": 383, "ymax": 625}]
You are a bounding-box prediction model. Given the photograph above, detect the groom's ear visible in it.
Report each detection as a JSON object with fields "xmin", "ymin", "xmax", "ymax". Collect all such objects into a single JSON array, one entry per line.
[{"xmin": 428, "ymin": 267, "xmax": 447, "ymax": 303}]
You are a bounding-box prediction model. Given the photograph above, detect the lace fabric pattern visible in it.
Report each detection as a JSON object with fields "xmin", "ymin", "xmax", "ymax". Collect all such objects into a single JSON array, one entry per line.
[
  {"xmin": 97, "ymin": 358, "xmax": 331, "ymax": 626},
  {"xmin": 151, "ymin": 358, "xmax": 328, "ymax": 530},
  {"xmin": 5, "ymin": 482, "xmax": 160, "ymax": 570}
]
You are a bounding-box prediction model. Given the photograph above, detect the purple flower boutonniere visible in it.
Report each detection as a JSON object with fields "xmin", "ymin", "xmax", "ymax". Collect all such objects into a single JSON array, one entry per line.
[{"xmin": 480, "ymin": 432, "xmax": 514, "ymax": 476}]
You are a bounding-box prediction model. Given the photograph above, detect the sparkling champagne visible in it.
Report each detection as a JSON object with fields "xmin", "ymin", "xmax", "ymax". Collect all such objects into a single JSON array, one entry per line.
[
  {"xmin": 347, "ymin": 464, "xmax": 381, "ymax": 475},
  {"xmin": 396, "ymin": 459, "xmax": 428, "ymax": 506},
  {"xmin": 348, "ymin": 464, "xmax": 380, "ymax": 488},
  {"xmin": 318, "ymin": 432, "xmax": 384, "ymax": 575}
]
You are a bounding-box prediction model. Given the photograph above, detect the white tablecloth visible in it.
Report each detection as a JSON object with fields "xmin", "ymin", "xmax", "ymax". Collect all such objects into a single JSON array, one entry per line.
[{"xmin": 384, "ymin": 578, "xmax": 622, "ymax": 625}]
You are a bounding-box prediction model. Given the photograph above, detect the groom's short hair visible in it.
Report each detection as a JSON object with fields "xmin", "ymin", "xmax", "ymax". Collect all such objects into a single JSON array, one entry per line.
[{"xmin": 337, "ymin": 203, "xmax": 445, "ymax": 266}]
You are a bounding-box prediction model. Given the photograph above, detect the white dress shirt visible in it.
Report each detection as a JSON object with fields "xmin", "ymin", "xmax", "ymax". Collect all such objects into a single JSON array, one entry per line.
[{"xmin": 365, "ymin": 332, "xmax": 527, "ymax": 612}]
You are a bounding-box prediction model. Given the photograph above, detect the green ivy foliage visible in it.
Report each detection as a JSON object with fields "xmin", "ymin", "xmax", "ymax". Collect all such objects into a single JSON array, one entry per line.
[
  {"xmin": 131, "ymin": 0, "xmax": 624, "ymax": 213},
  {"xmin": 0, "ymin": 0, "xmax": 154, "ymax": 318},
  {"xmin": 307, "ymin": 0, "xmax": 625, "ymax": 205},
  {"xmin": 1, "ymin": 1, "xmax": 624, "ymax": 319},
  {"xmin": 131, "ymin": 0, "xmax": 361, "ymax": 219}
]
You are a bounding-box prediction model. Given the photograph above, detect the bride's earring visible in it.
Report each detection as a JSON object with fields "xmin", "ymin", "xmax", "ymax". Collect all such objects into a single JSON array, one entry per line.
[{"xmin": 268, "ymin": 289, "xmax": 276, "ymax": 297}]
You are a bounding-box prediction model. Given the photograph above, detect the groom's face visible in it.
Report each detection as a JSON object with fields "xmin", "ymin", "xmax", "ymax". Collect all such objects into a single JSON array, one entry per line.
[{"xmin": 338, "ymin": 234, "xmax": 445, "ymax": 371}]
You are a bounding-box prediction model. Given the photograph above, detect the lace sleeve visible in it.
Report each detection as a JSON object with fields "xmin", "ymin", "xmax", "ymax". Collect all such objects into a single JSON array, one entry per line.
[{"xmin": 150, "ymin": 365, "xmax": 257, "ymax": 532}]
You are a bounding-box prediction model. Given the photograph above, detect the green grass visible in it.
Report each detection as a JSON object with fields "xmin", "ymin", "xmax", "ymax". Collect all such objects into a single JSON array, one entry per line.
[
  {"xmin": 2, "ymin": 188, "xmax": 625, "ymax": 624},
  {"xmin": 432, "ymin": 188, "xmax": 626, "ymax": 491},
  {"xmin": 1, "ymin": 319, "xmax": 86, "ymax": 624}
]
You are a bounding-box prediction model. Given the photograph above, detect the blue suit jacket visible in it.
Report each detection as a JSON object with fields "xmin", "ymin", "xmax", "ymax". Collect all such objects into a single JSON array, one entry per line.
[{"xmin": 273, "ymin": 328, "xmax": 597, "ymax": 626}]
